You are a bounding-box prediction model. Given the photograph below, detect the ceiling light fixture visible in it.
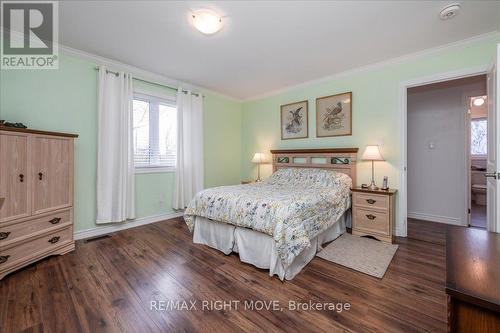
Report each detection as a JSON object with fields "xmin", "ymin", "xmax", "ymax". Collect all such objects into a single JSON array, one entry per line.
[
  {"xmin": 473, "ymin": 97, "xmax": 485, "ymax": 106},
  {"xmin": 191, "ymin": 9, "xmax": 223, "ymax": 35},
  {"xmin": 440, "ymin": 3, "xmax": 461, "ymax": 20}
]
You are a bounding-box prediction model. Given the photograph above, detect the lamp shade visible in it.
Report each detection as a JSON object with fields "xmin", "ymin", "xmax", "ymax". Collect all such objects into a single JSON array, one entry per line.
[
  {"xmin": 251, "ymin": 152, "xmax": 268, "ymax": 164},
  {"xmin": 361, "ymin": 145, "xmax": 384, "ymax": 161}
]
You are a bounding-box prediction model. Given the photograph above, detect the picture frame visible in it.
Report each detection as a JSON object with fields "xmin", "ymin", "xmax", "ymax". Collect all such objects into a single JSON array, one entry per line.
[
  {"xmin": 280, "ymin": 100, "xmax": 308, "ymax": 140},
  {"xmin": 316, "ymin": 92, "xmax": 352, "ymax": 137}
]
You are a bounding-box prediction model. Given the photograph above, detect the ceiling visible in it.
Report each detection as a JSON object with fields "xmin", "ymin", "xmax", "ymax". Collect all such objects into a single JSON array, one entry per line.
[{"xmin": 56, "ymin": 1, "xmax": 500, "ymax": 100}]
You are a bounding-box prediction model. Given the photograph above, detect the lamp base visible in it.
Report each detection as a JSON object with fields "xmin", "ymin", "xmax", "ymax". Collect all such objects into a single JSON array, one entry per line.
[{"xmin": 367, "ymin": 181, "xmax": 379, "ymax": 191}]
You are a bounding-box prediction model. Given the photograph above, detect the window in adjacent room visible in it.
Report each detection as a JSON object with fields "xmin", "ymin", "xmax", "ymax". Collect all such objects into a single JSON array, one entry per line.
[
  {"xmin": 133, "ymin": 93, "xmax": 177, "ymax": 171},
  {"xmin": 470, "ymin": 118, "xmax": 487, "ymax": 156}
]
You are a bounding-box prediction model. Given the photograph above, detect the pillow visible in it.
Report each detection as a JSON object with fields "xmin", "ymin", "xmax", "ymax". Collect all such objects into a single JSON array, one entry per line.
[{"xmin": 266, "ymin": 167, "xmax": 351, "ymax": 188}]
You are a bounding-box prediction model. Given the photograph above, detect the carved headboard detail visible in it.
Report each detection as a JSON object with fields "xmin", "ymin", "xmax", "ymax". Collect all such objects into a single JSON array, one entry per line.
[{"xmin": 270, "ymin": 148, "xmax": 358, "ymax": 187}]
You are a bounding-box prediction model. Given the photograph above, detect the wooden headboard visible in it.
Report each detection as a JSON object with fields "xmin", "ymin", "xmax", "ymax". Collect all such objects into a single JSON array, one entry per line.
[{"xmin": 270, "ymin": 148, "xmax": 358, "ymax": 187}]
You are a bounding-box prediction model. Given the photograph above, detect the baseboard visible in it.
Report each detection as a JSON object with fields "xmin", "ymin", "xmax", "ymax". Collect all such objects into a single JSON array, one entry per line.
[
  {"xmin": 74, "ymin": 211, "xmax": 184, "ymax": 240},
  {"xmin": 407, "ymin": 212, "xmax": 464, "ymax": 226}
]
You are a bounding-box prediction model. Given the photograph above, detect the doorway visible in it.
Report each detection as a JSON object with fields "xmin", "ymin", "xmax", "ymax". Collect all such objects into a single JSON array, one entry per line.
[
  {"xmin": 406, "ymin": 75, "xmax": 487, "ymax": 231},
  {"xmin": 469, "ymin": 95, "xmax": 488, "ymax": 228}
]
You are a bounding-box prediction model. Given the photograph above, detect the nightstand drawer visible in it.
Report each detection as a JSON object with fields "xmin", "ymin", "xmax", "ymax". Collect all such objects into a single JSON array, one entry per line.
[
  {"xmin": 354, "ymin": 208, "xmax": 389, "ymax": 235},
  {"xmin": 354, "ymin": 193, "xmax": 389, "ymax": 211}
]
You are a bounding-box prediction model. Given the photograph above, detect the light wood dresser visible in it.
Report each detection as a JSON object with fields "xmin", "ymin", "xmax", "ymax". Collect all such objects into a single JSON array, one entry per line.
[
  {"xmin": 0, "ymin": 126, "xmax": 78, "ymax": 280},
  {"xmin": 351, "ymin": 187, "xmax": 397, "ymax": 244}
]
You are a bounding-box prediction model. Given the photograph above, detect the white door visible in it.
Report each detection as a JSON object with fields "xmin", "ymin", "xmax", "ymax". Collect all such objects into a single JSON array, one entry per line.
[{"xmin": 486, "ymin": 44, "xmax": 499, "ymax": 233}]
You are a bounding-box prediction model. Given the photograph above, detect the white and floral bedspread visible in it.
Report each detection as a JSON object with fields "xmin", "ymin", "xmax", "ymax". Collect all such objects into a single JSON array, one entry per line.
[{"xmin": 184, "ymin": 168, "xmax": 352, "ymax": 268}]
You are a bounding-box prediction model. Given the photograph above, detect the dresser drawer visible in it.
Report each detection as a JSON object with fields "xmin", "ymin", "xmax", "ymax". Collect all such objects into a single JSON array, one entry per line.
[
  {"xmin": 0, "ymin": 209, "xmax": 71, "ymax": 244},
  {"xmin": 0, "ymin": 226, "xmax": 72, "ymax": 269},
  {"xmin": 354, "ymin": 208, "xmax": 389, "ymax": 235},
  {"xmin": 354, "ymin": 193, "xmax": 389, "ymax": 211}
]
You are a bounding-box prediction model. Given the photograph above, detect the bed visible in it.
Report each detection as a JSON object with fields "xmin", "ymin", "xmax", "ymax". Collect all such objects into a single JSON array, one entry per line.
[{"xmin": 184, "ymin": 148, "xmax": 358, "ymax": 280}]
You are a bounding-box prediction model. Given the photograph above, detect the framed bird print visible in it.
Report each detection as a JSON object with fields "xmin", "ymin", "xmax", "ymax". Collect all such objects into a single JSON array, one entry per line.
[
  {"xmin": 316, "ymin": 92, "xmax": 352, "ymax": 137},
  {"xmin": 280, "ymin": 100, "xmax": 308, "ymax": 140}
]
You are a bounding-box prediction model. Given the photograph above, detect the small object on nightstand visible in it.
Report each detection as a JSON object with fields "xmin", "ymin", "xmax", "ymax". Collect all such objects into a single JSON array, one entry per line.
[
  {"xmin": 381, "ymin": 176, "xmax": 389, "ymax": 190},
  {"xmin": 241, "ymin": 180, "xmax": 254, "ymax": 185},
  {"xmin": 351, "ymin": 186, "xmax": 397, "ymax": 244}
]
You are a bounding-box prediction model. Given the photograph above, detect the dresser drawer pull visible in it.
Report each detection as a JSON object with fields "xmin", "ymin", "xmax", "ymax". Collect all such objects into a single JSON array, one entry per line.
[
  {"xmin": 366, "ymin": 199, "xmax": 376, "ymax": 204},
  {"xmin": 48, "ymin": 236, "xmax": 60, "ymax": 244},
  {"xmin": 0, "ymin": 232, "xmax": 11, "ymax": 240},
  {"xmin": 49, "ymin": 217, "xmax": 61, "ymax": 225},
  {"xmin": 0, "ymin": 255, "xmax": 10, "ymax": 264},
  {"xmin": 366, "ymin": 214, "xmax": 377, "ymax": 220},
  {"xmin": 19, "ymin": 174, "xmax": 24, "ymax": 182}
]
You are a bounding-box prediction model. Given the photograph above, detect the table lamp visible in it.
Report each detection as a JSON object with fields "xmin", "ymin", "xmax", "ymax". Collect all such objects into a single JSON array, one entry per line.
[
  {"xmin": 361, "ymin": 145, "xmax": 384, "ymax": 190},
  {"xmin": 251, "ymin": 152, "xmax": 268, "ymax": 182}
]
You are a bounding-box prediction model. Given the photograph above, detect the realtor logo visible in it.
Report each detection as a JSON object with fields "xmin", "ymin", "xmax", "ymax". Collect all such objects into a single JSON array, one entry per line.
[{"xmin": 1, "ymin": 1, "xmax": 58, "ymax": 69}]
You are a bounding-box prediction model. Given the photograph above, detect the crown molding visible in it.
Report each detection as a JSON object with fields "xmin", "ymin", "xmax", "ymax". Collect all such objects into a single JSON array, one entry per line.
[
  {"xmin": 1, "ymin": 27, "xmax": 242, "ymax": 102},
  {"xmin": 244, "ymin": 30, "xmax": 500, "ymax": 102},
  {"xmin": 3, "ymin": 26, "xmax": 498, "ymax": 104},
  {"xmin": 59, "ymin": 44, "xmax": 243, "ymax": 102}
]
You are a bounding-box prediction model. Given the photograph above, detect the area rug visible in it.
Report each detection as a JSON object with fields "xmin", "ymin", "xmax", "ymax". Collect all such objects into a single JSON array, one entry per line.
[{"xmin": 316, "ymin": 233, "xmax": 399, "ymax": 278}]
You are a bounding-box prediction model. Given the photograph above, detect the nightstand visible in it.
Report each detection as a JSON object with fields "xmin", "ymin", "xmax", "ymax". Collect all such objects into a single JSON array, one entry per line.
[
  {"xmin": 241, "ymin": 180, "xmax": 254, "ymax": 184},
  {"xmin": 351, "ymin": 187, "xmax": 397, "ymax": 243}
]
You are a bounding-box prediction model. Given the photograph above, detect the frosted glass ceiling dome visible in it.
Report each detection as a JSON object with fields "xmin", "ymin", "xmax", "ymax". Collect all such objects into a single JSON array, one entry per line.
[{"xmin": 191, "ymin": 9, "xmax": 223, "ymax": 35}]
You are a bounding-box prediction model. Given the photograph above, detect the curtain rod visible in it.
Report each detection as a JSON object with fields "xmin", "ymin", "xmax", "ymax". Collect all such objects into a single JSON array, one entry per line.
[{"xmin": 94, "ymin": 67, "xmax": 204, "ymax": 98}]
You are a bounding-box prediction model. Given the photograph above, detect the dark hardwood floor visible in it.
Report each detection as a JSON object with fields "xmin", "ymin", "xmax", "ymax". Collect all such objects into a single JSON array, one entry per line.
[
  {"xmin": 471, "ymin": 203, "xmax": 487, "ymax": 229},
  {"xmin": 0, "ymin": 218, "xmax": 447, "ymax": 333}
]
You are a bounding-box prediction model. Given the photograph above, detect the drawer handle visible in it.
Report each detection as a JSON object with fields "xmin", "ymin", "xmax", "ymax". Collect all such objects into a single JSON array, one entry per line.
[
  {"xmin": 49, "ymin": 217, "xmax": 61, "ymax": 225},
  {"xmin": 366, "ymin": 199, "xmax": 376, "ymax": 204},
  {"xmin": 38, "ymin": 172, "xmax": 43, "ymax": 180},
  {"xmin": 48, "ymin": 236, "xmax": 60, "ymax": 244},
  {"xmin": 366, "ymin": 214, "xmax": 377, "ymax": 220},
  {"xmin": 0, "ymin": 255, "xmax": 10, "ymax": 264},
  {"xmin": 0, "ymin": 231, "xmax": 11, "ymax": 240},
  {"xmin": 19, "ymin": 174, "xmax": 24, "ymax": 182}
]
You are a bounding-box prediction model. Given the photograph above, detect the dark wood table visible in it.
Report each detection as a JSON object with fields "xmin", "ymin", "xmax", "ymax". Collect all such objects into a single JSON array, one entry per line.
[{"xmin": 446, "ymin": 226, "xmax": 500, "ymax": 332}]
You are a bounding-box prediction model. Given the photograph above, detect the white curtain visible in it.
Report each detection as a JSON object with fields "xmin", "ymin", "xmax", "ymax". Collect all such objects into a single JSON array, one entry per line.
[
  {"xmin": 173, "ymin": 89, "xmax": 204, "ymax": 209},
  {"xmin": 96, "ymin": 65, "xmax": 135, "ymax": 223}
]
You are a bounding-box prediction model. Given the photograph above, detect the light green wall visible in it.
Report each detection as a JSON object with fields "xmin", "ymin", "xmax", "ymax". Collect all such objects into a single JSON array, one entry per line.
[
  {"xmin": 0, "ymin": 52, "xmax": 242, "ymax": 231},
  {"xmin": 2, "ymin": 34, "xmax": 498, "ymax": 233},
  {"xmin": 241, "ymin": 35, "xmax": 500, "ymax": 192}
]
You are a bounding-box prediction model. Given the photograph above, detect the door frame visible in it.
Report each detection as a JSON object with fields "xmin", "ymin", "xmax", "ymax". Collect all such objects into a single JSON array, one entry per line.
[
  {"xmin": 399, "ymin": 66, "xmax": 489, "ymax": 236},
  {"xmin": 465, "ymin": 91, "xmax": 489, "ymax": 227}
]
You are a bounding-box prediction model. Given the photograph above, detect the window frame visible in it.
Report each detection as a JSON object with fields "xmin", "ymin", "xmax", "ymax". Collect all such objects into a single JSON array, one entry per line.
[
  {"xmin": 470, "ymin": 117, "xmax": 487, "ymax": 158},
  {"xmin": 132, "ymin": 92, "xmax": 177, "ymax": 173}
]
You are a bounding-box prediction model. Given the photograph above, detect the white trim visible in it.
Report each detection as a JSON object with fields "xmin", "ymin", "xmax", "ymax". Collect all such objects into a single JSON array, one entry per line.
[
  {"xmin": 245, "ymin": 31, "xmax": 500, "ymax": 102},
  {"xmin": 399, "ymin": 66, "xmax": 489, "ymax": 237},
  {"xmin": 0, "ymin": 28, "xmax": 235, "ymax": 99},
  {"xmin": 74, "ymin": 211, "xmax": 183, "ymax": 240},
  {"xmin": 60, "ymin": 44, "xmax": 241, "ymax": 102},
  {"xmin": 135, "ymin": 167, "xmax": 176, "ymax": 174},
  {"xmin": 407, "ymin": 212, "xmax": 462, "ymax": 226},
  {"xmin": 3, "ymin": 27, "xmax": 499, "ymax": 102}
]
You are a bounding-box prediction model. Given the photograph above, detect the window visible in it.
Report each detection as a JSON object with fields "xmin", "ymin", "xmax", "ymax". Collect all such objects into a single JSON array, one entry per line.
[
  {"xmin": 133, "ymin": 93, "xmax": 177, "ymax": 170},
  {"xmin": 471, "ymin": 118, "xmax": 487, "ymax": 156}
]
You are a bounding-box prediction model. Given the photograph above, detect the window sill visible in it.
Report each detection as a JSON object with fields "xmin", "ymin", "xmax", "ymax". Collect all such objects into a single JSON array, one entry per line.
[{"xmin": 135, "ymin": 167, "xmax": 176, "ymax": 174}]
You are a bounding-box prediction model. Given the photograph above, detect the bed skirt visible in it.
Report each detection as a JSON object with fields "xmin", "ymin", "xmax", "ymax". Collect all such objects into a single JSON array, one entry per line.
[{"xmin": 192, "ymin": 211, "xmax": 349, "ymax": 280}]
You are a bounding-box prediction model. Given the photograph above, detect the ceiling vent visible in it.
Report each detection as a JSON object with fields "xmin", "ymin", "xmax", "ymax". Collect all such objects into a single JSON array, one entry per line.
[{"xmin": 440, "ymin": 3, "xmax": 461, "ymax": 20}]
